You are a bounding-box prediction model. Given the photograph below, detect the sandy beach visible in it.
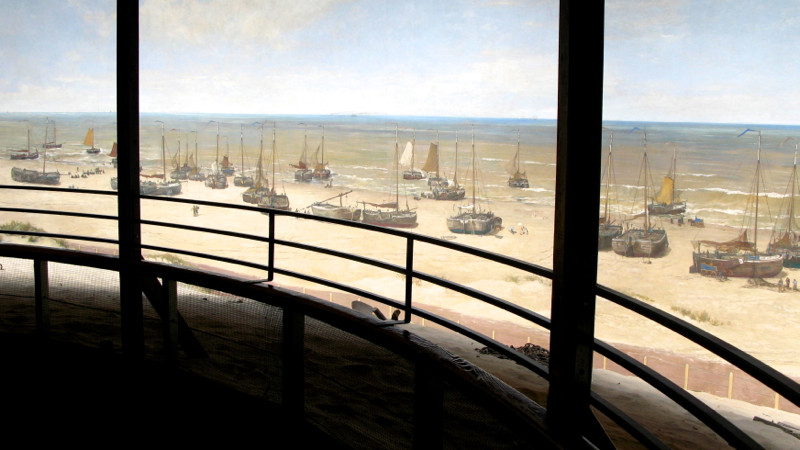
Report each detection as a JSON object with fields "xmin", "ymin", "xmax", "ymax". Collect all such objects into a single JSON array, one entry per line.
[{"xmin": 3, "ymin": 158, "xmax": 800, "ymax": 446}]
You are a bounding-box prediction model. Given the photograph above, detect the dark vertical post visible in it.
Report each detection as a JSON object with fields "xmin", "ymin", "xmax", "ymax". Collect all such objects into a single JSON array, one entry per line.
[
  {"xmin": 33, "ymin": 259, "xmax": 50, "ymax": 336},
  {"xmin": 404, "ymin": 237, "xmax": 414, "ymax": 323},
  {"xmin": 267, "ymin": 212, "xmax": 275, "ymax": 281},
  {"xmin": 117, "ymin": 1, "xmax": 144, "ymax": 359},
  {"xmin": 547, "ymin": 0, "xmax": 606, "ymax": 446},
  {"xmin": 162, "ymin": 277, "xmax": 178, "ymax": 364}
]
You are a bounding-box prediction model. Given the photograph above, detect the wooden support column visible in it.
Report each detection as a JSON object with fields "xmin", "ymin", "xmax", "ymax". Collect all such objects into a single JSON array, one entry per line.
[
  {"xmin": 33, "ymin": 259, "xmax": 50, "ymax": 336},
  {"xmin": 117, "ymin": 0, "xmax": 144, "ymax": 359},
  {"xmin": 162, "ymin": 278, "xmax": 178, "ymax": 364},
  {"xmin": 547, "ymin": 0, "xmax": 607, "ymax": 447}
]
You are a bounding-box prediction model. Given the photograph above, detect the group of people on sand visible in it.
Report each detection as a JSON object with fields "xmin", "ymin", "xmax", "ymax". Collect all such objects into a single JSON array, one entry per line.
[
  {"xmin": 508, "ymin": 223, "xmax": 528, "ymax": 235},
  {"xmin": 778, "ymin": 277, "xmax": 797, "ymax": 293}
]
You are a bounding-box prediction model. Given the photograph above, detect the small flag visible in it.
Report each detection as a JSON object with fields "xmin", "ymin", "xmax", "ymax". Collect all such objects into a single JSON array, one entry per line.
[{"xmin": 737, "ymin": 128, "xmax": 757, "ymax": 138}]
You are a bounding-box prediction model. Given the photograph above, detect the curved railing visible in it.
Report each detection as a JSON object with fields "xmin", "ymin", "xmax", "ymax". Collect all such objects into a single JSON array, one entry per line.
[{"xmin": 1, "ymin": 184, "xmax": 799, "ymax": 448}]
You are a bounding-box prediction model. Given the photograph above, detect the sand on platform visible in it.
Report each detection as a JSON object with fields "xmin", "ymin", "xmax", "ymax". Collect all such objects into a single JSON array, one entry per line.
[{"xmin": 2, "ymin": 159, "xmax": 800, "ymax": 447}]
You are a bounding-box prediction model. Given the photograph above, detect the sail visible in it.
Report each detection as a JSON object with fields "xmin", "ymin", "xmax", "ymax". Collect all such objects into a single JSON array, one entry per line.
[
  {"xmin": 655, "ymin": 176, "xmax": 675, "ymax": 204},
  {"xmin": 399, "ymin": 141, "xmax": 414, "ymax": 167},
  {"xmin": 83, "ymin": 128, "xmax": 94, "ymax": 146},
  {"xmin": 109, "ymin": 142, "xmax": 118, "ymax": 157},
  {"xmin": 422, "ymin": 143, "xmax": 439, "ymax": 173},
  {"xmin": 506, "ymin": 150, "xmax": 519, "ymax": 176},
  {"xmin": 221, "ymin": 155, "xmax": 231, "ymax": 168}
]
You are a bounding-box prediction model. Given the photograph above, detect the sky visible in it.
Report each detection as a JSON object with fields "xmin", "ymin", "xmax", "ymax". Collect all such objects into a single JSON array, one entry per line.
[{"xmin": 1, "ymin": 0, "xmax": 800, "ymax": 124}]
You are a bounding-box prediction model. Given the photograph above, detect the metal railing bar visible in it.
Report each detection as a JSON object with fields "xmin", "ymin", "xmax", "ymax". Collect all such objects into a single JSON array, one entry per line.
[
  {"xmin": 593, "ymin": 339, "xmax": 764, "ymax": 449},
  {"xmin": 589, "ymin": 394, "xmax": 670, "ymax": 450},
  {"xmin": 0, "ymin": 207, "xmax": 118, "ymax": 222},
  {"xmin": 598, "ymin": 284, "xmax": 800, "ymax": 409},
  {"xmin": 141, "ymin": 219, "xmax": 270, "ymax": 243},
  {"xmin": 273, "ymin": 238, "xmax": 405, "ymax": 275},
  {"xmin": 413, "ymin": 270, "xmax": 552, "ymax": 330},
  {"xmin": 140, "ymin": 244, "xmax": 273, "ymax": 273}
]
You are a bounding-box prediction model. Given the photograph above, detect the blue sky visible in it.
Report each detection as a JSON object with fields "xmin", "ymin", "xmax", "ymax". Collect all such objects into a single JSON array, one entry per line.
[{"xmin": 1, "ymin": 0, "xmax": 800, "ymax": 124}]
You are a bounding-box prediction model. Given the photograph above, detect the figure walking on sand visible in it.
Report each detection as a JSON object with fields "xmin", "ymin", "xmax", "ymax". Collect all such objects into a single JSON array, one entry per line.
[{"xmin": 192, "ymin": 205, "xmax": 199, "ymax": 217}]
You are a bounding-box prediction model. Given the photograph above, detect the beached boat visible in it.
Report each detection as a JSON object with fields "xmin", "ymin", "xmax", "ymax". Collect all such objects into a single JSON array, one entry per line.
[
  {"xmin": 769, "ymin": 143, "xmax": 800, "ymax": 268},
  {"xmin": 9, "ymin": 128, "xmax": 39, "ymax": 160},
  {"xmin": 648, "ymin": 146, "xmax": 686, "ymax": 215},
  {"xmin": 423, "ymin": 131, "xmax": 449, "ymax": 187},
  {"xmin": 312, "ymin": 125, "xmax": 331, "ymax": 180},
  {"xmin": 187, "ymin": 135, "xmax": 205, "ymax": 181},
  {"xmin": 692, "ymin": 129, "xmax": 783, "ymax": 277},
  {"xmin": 361, "ymin": 126, "xmax": 418, "ymax": 228},
  {"xmin": 143, "ymin": 123, "xmax": 182, "ymax": 196},
  {"xmin": 428, "ymin": 131, "xmax": 465, "ymax": 200},
  {"xmin": 242, "ymin": 124, "xmax": 271, "ymax": 204},
  {"xmin": 84, "ymin": 128, "xmax": 101, "ymax": 154},
  {"xmin": 612, "ymin": 129, "xmax": 668, "ymax": 257},
  {"xmin": 205, "ymin": 121, "xmax": 228, "ymax": 189},
  {"xmin": 11, "ymin": 132, "xmax": 59, "ymax": 185},
  {"xmin": 109, "ymin": 142, "xmax": 118, "ymax": 168},
  {"xmin": 43, "ymin": 118, "xmax": 62, "ymax": 149},
  {"xmin": 507, "ymin": 129, "xmax": 529, "ymax": 188},
  {"xmin": 256, "ymin": 122, "xmax": 290, "ymax": 211},
  {"xmin": 234, "ymin": 126, "xmax": 254, "ymax": 187},
  {"xmin": 309, "ymin": 190, "xmax": 362, "ymax": 221},
  {"xmin": 292, "ymin": 126, "xmax": 313, "ymax": 181},
  {"xmin": 401, "ymin": 130, "xmax": 425, "ymax": 180},
  {"xmin": 599, "ymin": 130, "xmax": 622, "ymax": 250},
  {"xmin": 446, "ymin": 127, "xmax": 502, "ymax": 235},
  {"xmin": 170, "ymin": 134, "xmax": 192, "ymax": 180}
]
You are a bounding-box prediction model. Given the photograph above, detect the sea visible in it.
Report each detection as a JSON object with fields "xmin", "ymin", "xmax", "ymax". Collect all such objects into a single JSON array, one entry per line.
[{"xmin": 3, "ymin": 112, "xmax": 800, "ymax": 235}]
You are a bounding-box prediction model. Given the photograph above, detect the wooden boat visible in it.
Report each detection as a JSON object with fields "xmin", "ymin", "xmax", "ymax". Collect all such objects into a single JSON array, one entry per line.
[
  {"xmin": 507, "ymin": 130, "xmax": 529, "ymax": 188},
  {"xmin": 170, "ymin": 134, "xmax": 191, "ymax": 180},
  {"xmin": 9, "ymin": 128, "xmax": 39, "ymax": 160},
  {"xmin": 598, "ymin": 130, "xmax": 622, "ymax": 250},
  {"xmin": 84, "ymin": 128, "xmax": 101, "ymax": 154},
  {"xmin": 309, "ymin": 190, "xmax": 362, "ymax": 221},
  {"xmin": 692, "ymin": 130, "xmax": 783, "ymax": 277},
  {"xmin": 256, "ymin": 122, "xmax": 290, "ymax": 211},
  {"xmin": 312, "ymin": 125, "xmax": 331, "ymax": 180},
  {"xmin": 422, "ymin": 132, "xmax": 449, "ymax": 187},
  {"xmin": 144, "ymin": 122, "xmax": 182, "ymax": 196},
  {"xmin": 42, "ymin": 118, "xmax": 62, "ymax": 149},
  {"xmin": 612, "ymin": 129, "xmax": 668, "ymax": 257},
  {"xmin": 400, "ymin": 130, "xmax": 425, "ymax": 180},
  {"xmin": 187, "ymin": 135, "xmax": 205, "ymax": 181},
  {"xmin": 428, "ymin": 131, "xmax": 465, "ymax": 201},
  {"xmin": 205, "ymin": 121, "xmax": 228, "ymax": 189},
  {"xmin": 292, "ymin": 125, "xmax": 313, "ymax": 181},
  {"xmin": 446, "ymin": 126, "xmax": 502, "ymax": 235},
  {"xmin": 361, "ymin": 125, "xmax": 418, "ymax": 228},
  {"xmin": 11, "ymin": 131, "xmax": 59, "ymax": 185},
  {"xmin": 648, "ymin": 146, "xmax": 686, "ymax": 215},
  {"xmin": 242, "ymin": 124, "xmax": 271, "ymax": 204},
  {"xmin": 769, "ymin": 143, "xmax": 800, "ymax": 268},
  {"xmin": 234, "ymin": 125, "xmax": 254, "ymax": 187}
]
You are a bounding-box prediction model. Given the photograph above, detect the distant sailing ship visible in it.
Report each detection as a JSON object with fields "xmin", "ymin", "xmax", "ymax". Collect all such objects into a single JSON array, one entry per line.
[
  {"xmin": 43, "ymin": 118, "xmax": 62, "ymax": 149},
  {"xmin": 361, "ymin": 125, "xmax": 418, "ymax": 228},
  {"xmin": 9, "ymin": 128, "xmax": 39, "ymax": 160},
  {"xmin": 446, "ymin": 126, "xmax": 502, "ymax": 235},
  {"xmin": 648, "ymin": 146, "xmax": 686, "ymax": 215},
  {"xmin": 598, "ymin": 130, "xmax": 622, "ymax": 250},
  {"xmin": 691, "ymin": 129, "xmax": 782, "ymax": 278},
  {"xmin": 507, "ymin": 130, "xmax": 529, "ymax": 188},
  {"xmin": 233, "ymin": 125, "xmax": 254, "ymax": 187},
  {"xmin": 428, "ymin": 131, "xmax": 465, "ymax": 201},
  {"xmin": 769, "ymin": 141, "xmax": 800, "ymax": 268},
  {"xmin": 423, "ymin": 131, "xmax": 449, "ymax": 187},
  {"xmin": 170, "ymin": 133, "xmax": 192, "ymax": 180},
  {"xmin": 611, "ymin": 128, "xmax": 668, "ymax": 257},
  {"xmin": 257, "ymin": 122, "xmax": 290, "ymax": 211},
  {"xmin": 11, "ymin": 129, "xmax": 59, "ymax": 185},
  {"xmin": 312, "ymin": 125, "xmax": 332, "ymax": 180},
  {"xmin": 292, "ymin": 125, "xmax": 313, "ymax": 181},
  {"xmin": 205, "ymin": 121, "xmax": 228, "ymax": 189},
  {"xmin": 400, "ymin": 129, "xmax": 425, "ymax": 180},
  {"xmin": 141, "ymin": 123, "xmax": 182, "ymax": 196},
  {"xmin": 84, "ymin": 128, "xmax": 101, "ymax": 154}
]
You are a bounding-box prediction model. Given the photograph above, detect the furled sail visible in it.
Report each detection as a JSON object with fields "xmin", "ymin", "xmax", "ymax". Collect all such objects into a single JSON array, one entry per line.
[
  {"xmin": 422, "ymin": 142, "xmax": 439, "ymax": 173},
  {"xmin": 655, "ymin": 176, "xmax": 676, "ymax": 204},
  {"xmin": 399, "ymin": 141, "xmax": 414, "ymax": 167}
]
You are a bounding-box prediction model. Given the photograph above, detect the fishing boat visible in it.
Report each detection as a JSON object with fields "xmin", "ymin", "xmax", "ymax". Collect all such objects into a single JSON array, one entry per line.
[
  {"xmin": 312, "ymin": 125, "xmax": 331, "ymax": 180},
  {"xmin": 598, "ymin": 130, "xmax": 622, "ymax": 250},
  {"xmin": 691, "ymin": 129, "xmax": 783, "ymax": 277},
  {"xmin": 257, "ymin": 122, "xmax": 291, "ymax": 211},
  {"xmin": 769, "ymin": 142, "xmax": 800, "ymax": 268},
  {"xmin": 309, "ymin": 190, "xmax": 362, "ymax": 221},
  {"xmin": 11, "ymin": 131, "xmax": 59, "ymax": 185},
  {"xmin": 109, "ymin": 142, "xmax": 118, "ymax": 168},
  {"xmin": 234, "ymin": 125, "xmax": 254, "ymax": 187},
  {"xmin": 292, "ymin": 125, "xmax": 313, "ymax": 181},
  {"xmin": 243, "ymin": 123, "xmax": 272, "ymax": 204},
  {"xmin": 43, "ymin": 118, "xmax": 62, "ymax": 149},
  {"xmin": 612, "ymin": 129, "xmax": 668, "ymax": 257},
  {"xmin": 143, "ymin": 123, "xmax": 182, "ymax": 196},
  {"xmin": 401, "ymin": 130, "xmax": 425, "ymax": 180},
  {"xmin": 205, "ymin": 121, "xmax": 228, "ymax": 189},
  {"xmin": 428, "ymin": 131, "xmax": 465, "ymax": 200},
  {"xmin": 507, "ymin": 130, "xmax": 529, "ymax": 188},
  {"xmin": 423, "ymin": 131, "xmax": 449, "ymax": 187},
  {"xmin": 84, "ymin": 128, "xmax": 101, "ymax": 154},
  {"xmin": 187, "ymin": 134, "xmax": 205, "ymax": 181},
  {"xmin": 170, "ymin": 133, "xmax": 191, "ymax": 180},
  {"xmin": 9, "ymin": 128, "xmax": 39, "ymax": 160},
  {"xmin": 361, "ymin": 126, "xmax": 418, "ymax": 228},
  {"xmin": 648, "ymin": 146, "xmax": 686, "ymax": 215},
  {"xmin": 446, "ymin": 126, "xmax": 502, "ymax": 235}
]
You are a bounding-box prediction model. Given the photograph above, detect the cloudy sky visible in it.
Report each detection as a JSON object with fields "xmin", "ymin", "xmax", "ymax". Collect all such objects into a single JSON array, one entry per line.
[{"xmin": 2, "ymin": 0, "xmax": 800, "ymax": 124}]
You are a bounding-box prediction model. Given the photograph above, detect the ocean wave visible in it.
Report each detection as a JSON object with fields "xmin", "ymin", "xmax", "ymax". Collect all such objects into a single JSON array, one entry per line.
[
  {"xmin": 682, "ymin": 172, "xmax": 715, "ymax": 178},
  {"xmin": 690, "ymin": 207, "xmax": 747, "ymax": 216},
  {"xmin": 697, "ymin": 187, "xmax": 787, "ymax": 198}
]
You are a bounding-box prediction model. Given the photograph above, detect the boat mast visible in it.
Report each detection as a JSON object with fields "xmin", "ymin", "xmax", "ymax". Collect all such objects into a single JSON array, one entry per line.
[
  {"xmin": 471, "ymin": 125, "xmax": 477, "ymax": 210},
  {"xmin": 395, "ymin": 124, "xmax": 399, "ymax": 211},
  {"xmin": 643, "ymin": 129, "xmax": 650, "ymax": 230},
  {"xmin": 161, "ymin": 122, "xmax": 166, "ymax": 180},
  {"xmin": 454, "ymin": 131, "xmax": 459, "ymax": 188},
  {"xmin": 436, "ymin": 130, "xmax": 440, "ymax": 178},
  {"xmin": 272, "ymin": 122, "xmax": 277, "ymax": 193},
  {"xmin": 240, "ymin": 125, "xmax": 245, "ymax": 176},
  {"xmin": 671, "ymin": 146, "xmax": 677, "ymax": 205},
  {"xmin": 516, "ymin": 128, "xmax": 521, "ymax": 176},
  {"xmin": 412, "ymin": 128, "xmax": 416, "ymax": 172},
  {"xmin": 754, "ymin": 131, "xmax": 761, "ymax": 254},
  {"xmin": 603, "ymin": 131, "xmax": 614, "ymax": 222}
]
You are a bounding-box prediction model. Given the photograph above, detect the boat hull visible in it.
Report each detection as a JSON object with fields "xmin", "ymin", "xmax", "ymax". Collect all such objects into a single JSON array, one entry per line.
[
  {"xmin": 598, "ymin": 224, "xmax": 623, "ymax": 250},
  {"xmin": 141, "ymin": 180, "xmax": 182, "ymax": 196},
  {"xmin": 693, "ymin": 252, "xmax": 783, "ymax": 278},
  {"xmin": 430, "ymin": 185, "xmax": 465, "ymax": 201},
  {"xmin": 446, "ymin": 212, "xmax": 502, "ymax": 235},
  {"xmin": 403, "ymin": 169, "xmax": 425, "ymax": 180},
  {"xmin": 234, "ymin": 175, "xmax": 254, "ymax": 187},
  {"xmin": 310, "ymin": 203, "xmax": 362, "ymax": 221},
  {"xmin": 362, "ymin": 210, "xmax": 417, "ymax": 228},
  {"xmin": 242, "ymin": 187, "xmax": 270, "ymax": 204},
  {"xmin": 258, "ymin": 193, "xmax": 291, "ymax": 211},
  {"xmin": 204, "ymin": 174, "xmax": 228, "ymax": 189},
  {"xmin": 294, "ymin": 169, "xmax": 313, "ymax": 181},
  {"xmin": 612, "ymin": 229, "xmax": 668, "ymax": 257},
  {"xmin": 508, "ymin": 176, "xmax": 529, "ymax": 188},
  {"xmin": 648, "ymin": 201, "xmax": 686, "ymax": 215},
  {"xmin": 11, "ymin": 167, "xmax": 60, "ymax": 185},
  {"xmin": 10, "ymin": 151, "xmax": 39, "ymax": 160},
  {"xmin": 428, "ymin": 176, "xmax": 448, "ymax": 187}
]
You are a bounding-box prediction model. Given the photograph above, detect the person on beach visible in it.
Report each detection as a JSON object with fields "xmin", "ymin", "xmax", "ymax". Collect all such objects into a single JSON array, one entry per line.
[{"xmin": 192, "ymin": 205, "xmax": 199, "ymax": 217}]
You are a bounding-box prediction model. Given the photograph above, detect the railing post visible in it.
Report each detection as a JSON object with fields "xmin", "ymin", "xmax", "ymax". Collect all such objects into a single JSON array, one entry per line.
[
  {"xmin": 404, "ymin": 237, "xmax": 414, "ymax": 323},
  {"xmin": 161, "ymin": 277, "xmax": 178, "ymax": 364},
  {"xmin": 267, "ymin": 211, "xmax": 275, "ymax": 282},
  {"xmin": 282, "ymin": 303, "xmax": 305, "ymax": 422},
  {"xmin": 33, "ymin": 259, "xmax": 50, "ymax": 336}
]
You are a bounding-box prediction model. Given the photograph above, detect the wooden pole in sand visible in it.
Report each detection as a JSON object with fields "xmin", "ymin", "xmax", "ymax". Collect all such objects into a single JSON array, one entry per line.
[{"xmin": 546, "ymin": 1, "xmax": 609, "ymax": 447}]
